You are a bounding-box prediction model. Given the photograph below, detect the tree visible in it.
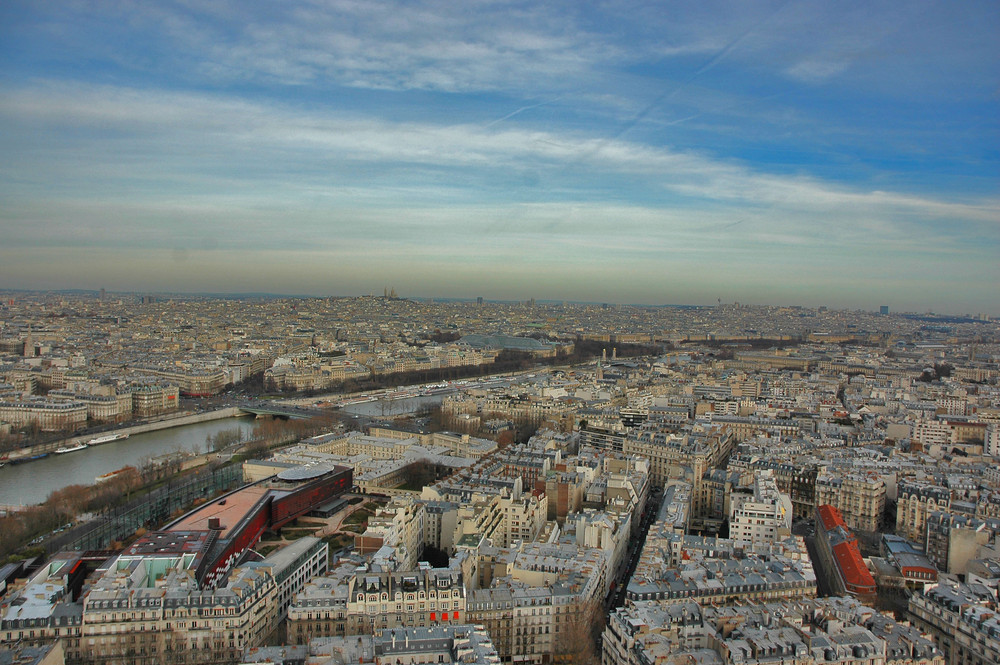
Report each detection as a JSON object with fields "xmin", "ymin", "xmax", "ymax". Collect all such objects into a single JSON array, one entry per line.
[
  {"xmin": 934, "ymin": 362, "xmax": 954, "ymax": 379},
  {"xmin": 398, "ymin": 459, "xmax": 437, "ymax": 490},
  {"xmin": 917, "ymin": 363, "xmax": 955, "ymax": 383},
  {"xmin": 555, "ymin": 597, "xmax": 603, "ymax": 665},
  {"xmin": 207, "ymin": 427, "xmax": 245, "ymax": 452}
]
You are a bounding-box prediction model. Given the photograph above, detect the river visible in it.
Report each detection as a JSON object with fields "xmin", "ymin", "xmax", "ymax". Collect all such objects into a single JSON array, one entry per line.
[
  {"xmin": 339, "ymin": 393, "xmax": 448, "ymax": 417},
  {"xmin": 0, "ymin": 416, "xmax": 257, "ymax": 507}
]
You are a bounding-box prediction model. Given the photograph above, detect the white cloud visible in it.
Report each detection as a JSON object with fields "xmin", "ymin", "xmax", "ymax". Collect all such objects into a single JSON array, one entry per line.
[
  {"xmin": 1, "ymin": 82, "xmax": 996, "ymax": 251},
  {"xmin": 1, "ymin": 1, "xmax": 996, "ymax": 310}
]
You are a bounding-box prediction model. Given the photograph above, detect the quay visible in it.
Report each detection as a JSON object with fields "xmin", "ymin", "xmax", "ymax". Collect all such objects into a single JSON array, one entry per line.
[{"xmin": 3, "ymin": 407, "xmax": 244, "ymax": 464}]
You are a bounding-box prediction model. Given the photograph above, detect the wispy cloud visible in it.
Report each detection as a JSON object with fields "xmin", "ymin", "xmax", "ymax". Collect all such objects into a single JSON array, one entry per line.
[
  {"xmin": 0, "ymin": 1, "xmax": 997, "ymax": 310},
  {"xmin": 1, "ymin": 82, "xmax": 995, "ymax": 269}
]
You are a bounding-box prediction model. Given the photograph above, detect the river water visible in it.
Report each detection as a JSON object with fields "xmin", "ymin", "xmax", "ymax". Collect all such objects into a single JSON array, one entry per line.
[
  {"xmin": 340, "ymin": 394, "xmax": 447, "ymax": 417},
  {"xmin": 0, "ymin": 416, "xmax": 257, "ymax": 507}
]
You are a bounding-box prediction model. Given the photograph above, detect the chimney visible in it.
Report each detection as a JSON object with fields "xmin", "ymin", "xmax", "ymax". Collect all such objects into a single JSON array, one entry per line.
[{"xmin": 208, "ymin": 518, "xmax": 221, "ymax": 530}]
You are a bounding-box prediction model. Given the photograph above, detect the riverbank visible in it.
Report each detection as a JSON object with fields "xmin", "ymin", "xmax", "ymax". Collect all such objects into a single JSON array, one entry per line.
[
  {"xmin": 1, "ymin": 412, "xmax": 335, "ymax": 559},
  {"xmin": 3, "ymin": 407, "xmax": 243, "ymax": 463}
]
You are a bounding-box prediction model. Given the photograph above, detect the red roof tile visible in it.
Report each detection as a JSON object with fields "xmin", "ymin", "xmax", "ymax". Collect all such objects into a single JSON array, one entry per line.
[
  {"xmin": 832, "ymin": 540, "xmax": 875, "ymax": 590},
  {"xmin": 817, "ymin": 504, "xmax": 845, "ymax": 532}
]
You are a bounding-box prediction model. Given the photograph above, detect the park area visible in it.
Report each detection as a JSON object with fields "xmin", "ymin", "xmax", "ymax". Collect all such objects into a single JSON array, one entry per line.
[{"xmin": 255, "ymin": 496, "xmax": 385, "ymax": 558}]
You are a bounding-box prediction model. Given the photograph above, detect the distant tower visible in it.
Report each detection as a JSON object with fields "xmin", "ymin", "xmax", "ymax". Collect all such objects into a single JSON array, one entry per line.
[
  {"xmin": 99, "ymin": 287, "xmax": 106, "ymax": 301},
  {"xmin": 880, "ymin": 305, "xmax": 889, "ymax": 315},
  {"xmin": 23, "ymin": 327, "xmax": 33, "ymax": 357},
  {"xmin": 477, "ymin": 296, "xmax": 484, "ymax": 306}
]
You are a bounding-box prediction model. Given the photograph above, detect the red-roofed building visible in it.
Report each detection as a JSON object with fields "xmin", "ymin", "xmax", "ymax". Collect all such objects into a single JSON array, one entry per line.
[
  {"xmin": 815, "ymin": 504, "xmax": 877, "ymax": 604},
  {"xmin": 153, "ymin": 464, "xmax": 352, "ymax": 588},
  {"xmin": 817, "ymin": 503, "xmax": 842, "ymax": 532}
]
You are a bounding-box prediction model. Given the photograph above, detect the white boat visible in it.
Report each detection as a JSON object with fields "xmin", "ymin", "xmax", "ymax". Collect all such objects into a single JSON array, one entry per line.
[
  {"xmin": 54, "ymin": 443, "xmax": 88, "ymax": 454},
  {"xmin": 87, "ymin": 432, "xmax": 130, "ymax": 446}
]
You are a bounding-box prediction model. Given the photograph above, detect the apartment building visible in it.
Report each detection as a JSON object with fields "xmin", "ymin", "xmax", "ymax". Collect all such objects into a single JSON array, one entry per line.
[
  {"xmin": 605, "ymin": 597, "xmax": 942, "ymax": 665},
  {"xmin": 246, "ymin": 625, "xmax": 501, "ymax": 665},
  {"xmin": 728, "ymin": 470, "xmax": 793, "ymax": 545},
  {"xmin": 0, "ymin": 545, "xmax": 316, "ymax": 665},
  {"xmin": 356, "ymin": 498, "xmax": 426, "ymax": 569},
  {"xmin": 954, "ymin": 606, "xmax": 1000, "ymax": 665},
  {"xmin": 0, "ymin": 397, "xmax": 88, "ymax": 431},
  {"xmin": 909, "ymin": 581, "xmax": 998, "ymax": 665},
  {"xmin": 286, "ymin": 564, "xmax": 466, "ymax": 642},
  {"xmin": 815, "ymin": 469, "xmax": 886, "ymax": 533},
  {"xmin": 500, "ymin": 491, "xmax": 548, "ymax": 547},
  {"xmin": 897, "ymin": 480, "xmax": 952, "ymax": 544},
  {"xmin": 626, "ymin": 533, "xmax": 816, "ymax": 606},
  {"xmin": 623, "ymin": 430, "xmax": 709, "ymax": 488},
  {"xmin": 814, "ymin": 504, "xmax": 877, "ymax": 604},
  {"xmin": 924, "ymin": 512, "xmax": 995, "ymax": 575},
  {"xmin": 130, "ymin": 384, "xmax": 180, "ymax": 417},
  {"xmin": 744, "ymin": 460, "xmax": 819, "ymax": 521}
]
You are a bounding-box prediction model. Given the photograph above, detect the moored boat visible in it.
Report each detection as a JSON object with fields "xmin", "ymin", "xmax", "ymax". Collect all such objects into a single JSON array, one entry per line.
[
  {"xmin": 95, "ymin": 466, "xmax": 134, "ymax": 483},
  {"xmin": 87, "ymin": 432, "xmax": 130, "ymax": 446},
  {"xmin": 9, "ymin": 453, "xmax": 49, "ymax": 464},
  {"xmin": 54, "ymin": 443, "xmax": 88, "ymax": 454}
]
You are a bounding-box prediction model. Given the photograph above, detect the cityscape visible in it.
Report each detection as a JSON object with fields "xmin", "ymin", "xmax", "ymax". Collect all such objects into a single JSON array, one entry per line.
[
  {"xmin": 0, "ymin": 290, "xmax": 998, "ymax": 665},
  {"xmin": 2, "ymin": 1, "xmax": 999, "ymax": 664}
]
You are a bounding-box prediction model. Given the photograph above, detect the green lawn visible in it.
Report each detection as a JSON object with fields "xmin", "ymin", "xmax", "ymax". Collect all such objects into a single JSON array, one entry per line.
[
  {"xmin": 343, "ymin": 509, "xmax": 372, "ymax": 525},
  {"xmin": 280, "ymin": 528, "xmax": 319, "ymax": 539},
  {"xmin": 323, "ymin": 534, "xmax": 355, "ymax": 550},
  {"xmin": 339, "ymin": 523, "xmax": 366, "ymax": 533}
]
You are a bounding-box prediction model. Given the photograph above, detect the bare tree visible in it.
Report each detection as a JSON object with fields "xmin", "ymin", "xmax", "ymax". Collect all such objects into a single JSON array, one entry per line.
[{"xmin": 555, "ymin": 597, "xmax": 603, "ymax": 665}]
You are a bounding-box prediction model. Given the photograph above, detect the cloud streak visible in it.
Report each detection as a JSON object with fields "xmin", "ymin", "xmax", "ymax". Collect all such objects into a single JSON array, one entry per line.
[
  {"xmin": 0, "ymin": 1, "xmax": 997, "ymax": 311},
  {"xmin": 2, "ymin": 82, "xmax": 995, "ymax": 223}
]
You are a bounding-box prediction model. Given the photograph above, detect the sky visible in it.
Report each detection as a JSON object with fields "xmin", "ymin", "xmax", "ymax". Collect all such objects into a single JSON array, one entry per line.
[{"xmin": 0, "ymin": 1, "xmax": 998, "ymax": 314}]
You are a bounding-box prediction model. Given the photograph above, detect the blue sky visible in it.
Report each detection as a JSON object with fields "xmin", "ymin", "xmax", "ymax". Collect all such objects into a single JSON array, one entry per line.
[{"xmin": 1, "ymin": 0, "xmax": 997, "ymax": 313}]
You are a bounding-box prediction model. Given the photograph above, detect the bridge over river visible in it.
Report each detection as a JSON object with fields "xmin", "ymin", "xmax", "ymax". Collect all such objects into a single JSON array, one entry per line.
[{"xmin": 237, "ymin": 402, "xmax": 325, "ymax": 419}]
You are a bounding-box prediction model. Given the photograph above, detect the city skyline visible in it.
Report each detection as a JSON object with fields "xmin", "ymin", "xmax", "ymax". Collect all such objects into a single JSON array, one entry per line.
[
  {"xmin": 1, "ymin": 286, "xmax": 992, "ymax": 319},
  {"xmin": 1, "ymin": 1, "xmax": 997, "ymax": 314}
]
